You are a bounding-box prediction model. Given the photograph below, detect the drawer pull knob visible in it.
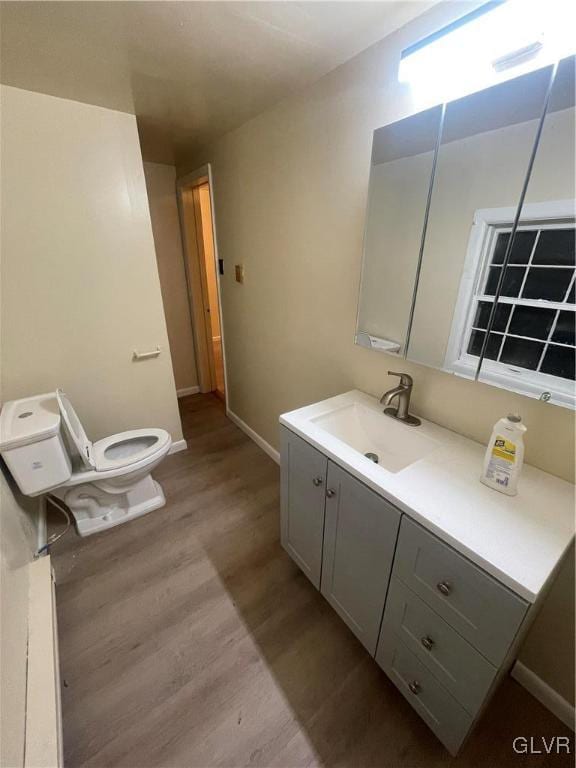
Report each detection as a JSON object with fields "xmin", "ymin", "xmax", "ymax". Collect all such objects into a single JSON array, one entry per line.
[
  {"xmin": 312, "ymin": 477, "xmax": 323, "ymax": 487},
  {"xmin": 408, "ymin": 680, "xmax": 421, "ymax": 695},
  {"xmin": 326, "ymin": 488, "xmax": 336, "ymax": 498},
  {"xmin": 437, "ymin": 580, "xmax": 452, "ymax": 596},
  {"xmin": 421, "ymin": 635, "xmax": 434, "ymax": 651}
]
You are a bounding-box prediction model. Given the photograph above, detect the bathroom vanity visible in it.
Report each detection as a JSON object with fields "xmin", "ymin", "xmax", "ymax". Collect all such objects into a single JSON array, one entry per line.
[{"xmin": 279, "ymin": 391, "xmax": 574, "ymax": 754}]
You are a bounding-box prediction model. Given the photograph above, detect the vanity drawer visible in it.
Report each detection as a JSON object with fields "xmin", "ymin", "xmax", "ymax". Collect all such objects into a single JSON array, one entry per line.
[
  {"xmin": 393, "ymin": 518, "xmax": 528, "ymax": 665},
  {"xmin": 381, "ymin": 578, "xmax": 497, "ymax": 714},
  {"xmin": 378, "ymin": 631, "xmax": 473, "ymax": 755}
]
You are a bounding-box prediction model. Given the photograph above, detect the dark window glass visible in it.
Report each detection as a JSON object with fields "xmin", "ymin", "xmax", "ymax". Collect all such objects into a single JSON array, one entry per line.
[
  {"xmin": 467, "ymin": 329, "xmax": 501, "ymax": 359},
  {"xmin": 522, "ymin": 267, "xmax": 573, "ymax": 302},
  {"xmin": 491, "ymin": 233, "xmax": 509, "ymax": 265},
  {"xmin": 472, "ymin": 301, "xmax": 511, "ymax": 331},
  {"xmin": 485, "ymin": 266, "xmax": 525, "ymax": 297},
  {"xmin": 508, "ymin": 305, "xmax": 556, "ymax": 340},
  {"xmin": 552, "ymin": 311, "xmax": 575, "ymax": 346},
  {"xmin": 532, "ymin": 229, "xmax": 576, "ymax": 267},
  {"xmin": 468, "ymin": 329, "xmax": 484, "ymax": 356},
  {"xmin": 500, "ymin": 337, "xmax": 544, "ymax": 370},
  {"xmin": 540, "ymin": 345, "xmax": 575, "ymax": 380},
  {"xmin": 491, "ymin": 231, "xmax": 536, "ymax": 265}
]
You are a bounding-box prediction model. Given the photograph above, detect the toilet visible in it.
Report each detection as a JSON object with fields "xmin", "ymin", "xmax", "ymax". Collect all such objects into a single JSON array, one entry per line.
[{"xmin": 0, "ymin": 390, "xmax": 172, "ymax": 536}]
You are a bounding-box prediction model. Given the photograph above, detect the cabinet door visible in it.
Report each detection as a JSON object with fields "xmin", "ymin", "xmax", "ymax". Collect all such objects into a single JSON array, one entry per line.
[
  {"xmin": 280, "ymin": 428, "xmax": 328, "ymax": 588},
  {"xmin": 321, "ymin": 462, "xmax": 401, "ymax": 654}
]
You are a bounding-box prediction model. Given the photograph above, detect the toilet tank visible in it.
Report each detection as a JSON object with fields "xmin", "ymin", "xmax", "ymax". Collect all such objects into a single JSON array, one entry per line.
[{"xmin": 0, "ymin": 392, "xmax": 72, "ymax": 496}]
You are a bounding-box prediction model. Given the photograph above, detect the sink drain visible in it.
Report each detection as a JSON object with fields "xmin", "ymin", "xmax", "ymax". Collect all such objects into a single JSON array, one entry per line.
[{"xmin": 364, "ymin": 452, "xmax": 379, "ymax": 464}]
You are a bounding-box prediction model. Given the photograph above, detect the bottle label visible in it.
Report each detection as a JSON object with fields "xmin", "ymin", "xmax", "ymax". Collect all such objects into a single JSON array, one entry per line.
[{"xmin": 485, "ymin": 435, "xmax": 516, "ymax": 487}]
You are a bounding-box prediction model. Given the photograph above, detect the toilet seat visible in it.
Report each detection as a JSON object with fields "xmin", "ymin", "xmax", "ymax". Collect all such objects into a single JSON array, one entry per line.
[
  {"xmin": 56, "ymin": 390, "xmax": 172, "ymax": 481},
  {"xmin": 92, "ymin": 428, "xmax": 171, "ymax": 471}
]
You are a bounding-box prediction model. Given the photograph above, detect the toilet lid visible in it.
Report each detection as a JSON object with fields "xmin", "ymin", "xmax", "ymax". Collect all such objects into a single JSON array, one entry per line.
[{"xmin": 56, "ymin": 389, "xmax": 95, "ymax": 470}]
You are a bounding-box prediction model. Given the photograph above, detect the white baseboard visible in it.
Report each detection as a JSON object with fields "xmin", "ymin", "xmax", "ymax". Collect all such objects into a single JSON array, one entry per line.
[
  {"xmin": 177, "ymin": 386, "xmax": 200, "ymax": 398},
  {"xmin": 512, "ymin": 661, "xmax": 575, "ymax": 730},
  {"xmin": 226, "ymin": 409, "xmax": 280, "ymax": 465},
  {"xmin": 169, "ymin": 439, "xmax": 188, "ymax": 455}
]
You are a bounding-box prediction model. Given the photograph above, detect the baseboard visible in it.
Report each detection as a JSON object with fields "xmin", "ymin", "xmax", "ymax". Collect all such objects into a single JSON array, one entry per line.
[
  {"xmin": 226, "ymin": 409, "xmax": 280, "ymax": 465},
  {"xmin": 177, "ymin": 386, "xmax": 200, "ymax": 398},
  {"xmin": 169, "ymin": 439, "xmax": 188, "ymax": 455},
  {"xmin": 25, "ymin": 556, "xmax": 63, "ymax": 767},
  {"xmin": 512, "ymin": 661, "xmax": 575, "ymax": 730}
]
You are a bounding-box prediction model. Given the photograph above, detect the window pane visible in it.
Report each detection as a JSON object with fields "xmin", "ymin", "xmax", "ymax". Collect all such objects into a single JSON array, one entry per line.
[
  {"xmin": 552, "ymin": 311, "xmax": 575, "ymax": 346},
  {"xmin": 532, "ymin": 229, "xmax": 576, "ymax": 267},
  {"xmin": 491, "ymin": 231, "xmax": 536, "ymax": 265},
  {"xmin": 522, "ymin": 267, "xmax": 573, "ymax": 302},
  {"xmin": 468, "ymin": 329, "xmax": 485, "ymax": 356},
  {"xmin": 485, "ymin": 266, "xmax": 525, "ymax": 297},
  {"xmin": 509, "ymin": 231, "xmax": 537, "ymax": 264},
  {"xmin": 467, "ymin": 329, "xmax": 501, "ymax": 359},
  {"xmin": 508, "ymin": 305, "xmax": 556, "ymax": 340},
  {"xmin": 500, "ymin": 337, "xmax": 544, "ymax": 370},
  {"xmin": 540, "ymin": 345, "xmax": 575, "ymax": 380},
  {"xmin": 473, "ymin": 301, "xmax": 512, "ymax": 331}
]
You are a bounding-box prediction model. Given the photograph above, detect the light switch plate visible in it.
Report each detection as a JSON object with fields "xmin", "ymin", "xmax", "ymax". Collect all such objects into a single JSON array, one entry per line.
[{"xmin": 235, "ymin": 264, "xmax": 244, "ymax": 283}]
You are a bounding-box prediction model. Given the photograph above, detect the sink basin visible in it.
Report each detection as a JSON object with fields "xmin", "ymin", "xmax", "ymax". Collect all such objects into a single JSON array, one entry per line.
[{"xmin": 311, "ymin": 402, "xmax": 439, "ymax": 473}]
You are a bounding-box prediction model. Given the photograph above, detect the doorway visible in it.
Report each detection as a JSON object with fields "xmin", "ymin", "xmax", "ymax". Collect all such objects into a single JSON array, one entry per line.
[{"xmin": 177, "ymin": 165, "xmax": 226, "ymax": 403}]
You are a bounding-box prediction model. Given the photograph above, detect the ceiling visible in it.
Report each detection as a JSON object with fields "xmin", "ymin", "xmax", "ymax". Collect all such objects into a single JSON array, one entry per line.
[{"xmin": 0, "ymin": 1, "xmax": 435, "ymax": 165}]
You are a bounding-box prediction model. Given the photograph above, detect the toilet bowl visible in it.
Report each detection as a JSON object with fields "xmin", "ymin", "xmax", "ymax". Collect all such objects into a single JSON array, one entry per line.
[{"xmin": 0, "ymin": 390, "xmax": 172, "ymax": 536}]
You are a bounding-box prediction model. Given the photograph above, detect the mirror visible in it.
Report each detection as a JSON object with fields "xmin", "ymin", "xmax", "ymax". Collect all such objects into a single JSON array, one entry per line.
[
  {"xmin": 477, "ymin": 58, "xmax": 575, "ymax": 407},
  {"xmin": 356, "ymin": 57, "xmax": 575, "ymax": 408},
  {"xmin": 356, "ymin": 106, "xmax": 442, "ymax": 354}
]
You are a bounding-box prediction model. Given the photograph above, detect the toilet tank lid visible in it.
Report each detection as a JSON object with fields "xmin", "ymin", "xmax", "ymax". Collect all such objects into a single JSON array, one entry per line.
[{"xmin": 0, "ymin": 392, "xmax": 62, "ymax": 451}]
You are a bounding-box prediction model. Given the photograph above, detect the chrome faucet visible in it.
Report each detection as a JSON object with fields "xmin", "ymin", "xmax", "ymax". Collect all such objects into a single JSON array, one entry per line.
[{"xmin": 380, "ymin": 372, "xmax": 421, "ymax": 426}]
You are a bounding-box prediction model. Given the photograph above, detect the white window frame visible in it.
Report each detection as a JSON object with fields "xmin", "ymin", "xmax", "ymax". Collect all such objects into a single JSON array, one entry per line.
[{"xmin": 444, "ymin": 199, "xmax": 576, "ymax": 408}]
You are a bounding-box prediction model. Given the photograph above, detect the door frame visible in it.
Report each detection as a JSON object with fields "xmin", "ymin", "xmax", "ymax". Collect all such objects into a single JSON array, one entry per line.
[{"xmin": 176, "ymin": 164, "xmax": 228, "ymax": 403}]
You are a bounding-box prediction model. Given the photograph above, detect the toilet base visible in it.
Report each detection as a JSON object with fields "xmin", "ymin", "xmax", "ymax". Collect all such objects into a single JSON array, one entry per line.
[{"xmin": 57, "ymin": 474, "xmax": 166, "ymax": 537}]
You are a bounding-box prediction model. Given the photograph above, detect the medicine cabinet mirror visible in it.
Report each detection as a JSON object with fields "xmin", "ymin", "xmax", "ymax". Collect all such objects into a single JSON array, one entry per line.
[{"xmin": 356, "ymin": 56, "xmax": 575, "ymax": 409}]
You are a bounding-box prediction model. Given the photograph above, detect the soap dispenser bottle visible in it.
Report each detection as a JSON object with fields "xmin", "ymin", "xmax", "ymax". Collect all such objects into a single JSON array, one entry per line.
[{"xmin": 481, "ymin": 414, "xmax": 526, "ymax": 496}]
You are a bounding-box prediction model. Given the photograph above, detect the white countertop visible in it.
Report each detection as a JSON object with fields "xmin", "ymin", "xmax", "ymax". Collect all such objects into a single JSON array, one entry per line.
[{"xmin": 279, "ymin": 390, "xmax": 575, "ymax": 603}]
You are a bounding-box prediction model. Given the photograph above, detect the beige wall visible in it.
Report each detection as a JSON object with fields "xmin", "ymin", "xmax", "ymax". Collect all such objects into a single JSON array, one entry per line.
[
  {"xmin": 181, "ymin": 5, "xmax": 575, "ymax": 704},
  {"xmin": 1, "ymin": 86, "xmax": 183, "ymax": 442},
  {"xmin": 144, "ymin": 162, "xmax": 198, "ymax": 394},
  {"xmin": 0, "ymin": 474, "xmax": 37, "ymax": 767}
]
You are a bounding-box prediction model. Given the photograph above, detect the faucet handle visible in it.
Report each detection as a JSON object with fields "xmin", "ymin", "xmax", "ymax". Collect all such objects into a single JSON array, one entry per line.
[{"xmin": 388, "ymin": 371, "xmax": 413, "ymax": 387}]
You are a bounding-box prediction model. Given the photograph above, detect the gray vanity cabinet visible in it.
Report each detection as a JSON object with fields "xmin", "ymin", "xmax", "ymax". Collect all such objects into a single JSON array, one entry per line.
[
  {"xmin": 280, "ymin": 428, "xmax": 327, "ymax": 587},
  {"xmin": 321, "ymin": 462, "xmax": 400, "ymax": 654},
  {"xmin": 279, "ymin": 424, "xmax": 538, "ymax": 756}
]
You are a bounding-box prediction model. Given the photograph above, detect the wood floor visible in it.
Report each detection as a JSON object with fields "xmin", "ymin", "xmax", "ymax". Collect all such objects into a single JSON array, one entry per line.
[{"xmin": 49, "ymin": 394, "xmax": 573, "ymax": 768}]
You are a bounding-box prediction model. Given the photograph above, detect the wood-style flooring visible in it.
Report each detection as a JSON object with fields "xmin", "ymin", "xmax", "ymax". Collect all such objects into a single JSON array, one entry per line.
[{"xmin": 49, "ymin": 394, "xmax": 573, "ymax": 767}]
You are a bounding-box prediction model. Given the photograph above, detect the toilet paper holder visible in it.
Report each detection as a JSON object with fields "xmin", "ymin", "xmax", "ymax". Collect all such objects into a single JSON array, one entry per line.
[{"xmin": 132, "ymin": 347, "xmax": 161, "ymax": 361}]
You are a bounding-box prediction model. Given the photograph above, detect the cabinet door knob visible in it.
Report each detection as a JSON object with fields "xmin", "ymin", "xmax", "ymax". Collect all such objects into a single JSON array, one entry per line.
[
  {"xmin": 437, "ymin": 580, "xmax": 451, "ymax": 596},
  {"xmin": 421, "ymin": 635, "xmax": 434, "ymax": 651},
  {"xmin": 408, "ymin": 680, "xmax": 421, "ymax": 695},
  {"xmin": 326, "ymin": 488, "xmax": 336, "ymax": 498},
  {"xmin": 312, "ymin": 477, "xmax": 323, "ymax": 487}
]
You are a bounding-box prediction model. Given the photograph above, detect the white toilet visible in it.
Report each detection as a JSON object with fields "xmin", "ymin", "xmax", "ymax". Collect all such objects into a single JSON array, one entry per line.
[{"xmin": 0, "ymin": 390, "xmax": 172, "ymax": 536}]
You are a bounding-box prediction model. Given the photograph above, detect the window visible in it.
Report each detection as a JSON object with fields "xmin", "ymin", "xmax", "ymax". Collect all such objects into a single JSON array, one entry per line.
[{"xmin": 446, "ymin": 201, "xmax": 575, "ymax": 407}]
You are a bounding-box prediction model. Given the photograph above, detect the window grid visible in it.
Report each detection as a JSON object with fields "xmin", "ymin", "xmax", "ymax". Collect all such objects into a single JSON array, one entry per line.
[{"xmin": 466, "ymin": 222, "xmax": 575, "ymax": 383}]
